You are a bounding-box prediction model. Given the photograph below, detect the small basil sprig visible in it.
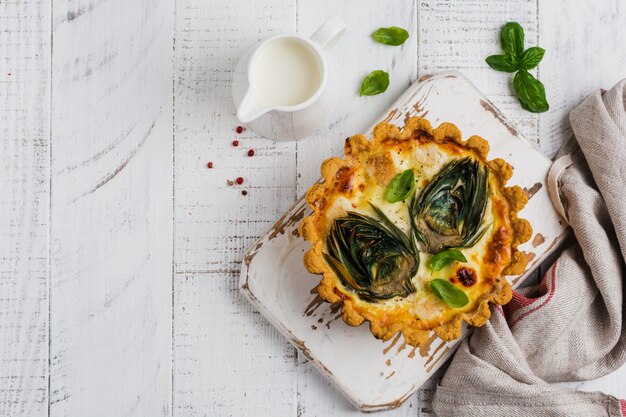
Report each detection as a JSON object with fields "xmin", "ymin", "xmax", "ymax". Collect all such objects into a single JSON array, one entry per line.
[
  {"xmin": 359, "ymin": 70, "xmax": 390, "ymax": 96},
  {"xmin": 372, "ymin": 26, "xmax": 409, "ymax": 46},
  {"xmin": 428, "ymin": 249, "xmax": 467, "ymax": 272},
  {"xmin": 430, "ymin": 279, "xmax": 469, "ymax": 308},
  {"xmin": 385, "ymin": 169, "xmax": 415, "ymax": 203},
  {"xmin": 486, "ymin": 22, "xmax": 549, "ymax": 113}
]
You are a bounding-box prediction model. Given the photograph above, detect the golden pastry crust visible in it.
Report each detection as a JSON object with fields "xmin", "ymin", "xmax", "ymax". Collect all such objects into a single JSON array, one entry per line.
[{"xmin": 299, "ymin": 117, "xmax": 531, "ymax": 347}]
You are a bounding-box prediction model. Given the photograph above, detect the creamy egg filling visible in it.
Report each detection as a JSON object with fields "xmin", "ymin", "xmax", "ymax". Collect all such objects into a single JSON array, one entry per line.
[{"xmin": 323, "ymin": 143, "xmax": 496, "ymax": 319}]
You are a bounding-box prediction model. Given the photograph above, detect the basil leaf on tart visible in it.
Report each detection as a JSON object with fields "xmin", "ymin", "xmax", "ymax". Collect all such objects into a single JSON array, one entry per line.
[
  {"xmin": 385, "ymin": 169, "xmax": 415, "ymax": 203},
  {"xmin": 429, "ymin": 249, "xmax": 468, "ymax": 272},
  {"xmin": 430, "ymin": 279, "xmax": 470, "ymax": 308}
]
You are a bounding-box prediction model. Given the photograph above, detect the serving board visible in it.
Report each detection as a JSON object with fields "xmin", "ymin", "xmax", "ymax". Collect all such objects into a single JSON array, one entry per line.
[{"xmin": 239, "ymin": 70, "xmax": 568, "ymax": 412}]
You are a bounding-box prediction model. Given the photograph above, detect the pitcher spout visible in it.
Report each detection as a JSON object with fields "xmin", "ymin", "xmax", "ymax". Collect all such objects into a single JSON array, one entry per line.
[{"xmin": 236, "ymin": 89, "xmax": 272, "ymax": 124}]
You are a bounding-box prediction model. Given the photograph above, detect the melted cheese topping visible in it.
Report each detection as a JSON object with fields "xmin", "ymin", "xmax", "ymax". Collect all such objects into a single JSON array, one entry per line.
[{"xmin": 322, "ymin": 141, "xmax": 502, "ymax": 322}]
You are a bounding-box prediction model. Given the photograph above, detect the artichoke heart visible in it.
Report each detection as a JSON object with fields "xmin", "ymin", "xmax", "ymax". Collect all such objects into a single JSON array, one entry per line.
[
  {"xmin": 324, "ymin": 206, "xmax": 418, "ymax": 301},
  {"xmin": 411, "ymin": 157, "xmax": 489, "ymax": 253}
]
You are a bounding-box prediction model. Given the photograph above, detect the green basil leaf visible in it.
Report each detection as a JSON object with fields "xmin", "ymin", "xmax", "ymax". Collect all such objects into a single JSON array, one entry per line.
[
  {"xmin": 359, "ymin": 70, "xmax": 390, "ymax": 96},
  {"xmin": 430, "ymin": 279, "xmax": 469, "ymax": 308},
  {"xmin": 385, "ymin": 169, "xmax": 415, "ymax": 203},
  {"xmin": 500, "ymin": 22, "xmax": 524, "ymax": 58},
  {"xmin": 372, "ymin": 26, "xmax": 409, "ymax": 46},
  {"xmin": 428, "ymin": 249, "xmax": 467, "ymax": 272},
  {"xmin": 513, "ymin": 70, "xmax": 549, "ymax": 113},
  {"xmin": 485, "ymin": 54, "xmax": 518, "ymax": 73},
  {"xmin": 519, "ymin": 47, "xmax": 545, "ymax": 70}
]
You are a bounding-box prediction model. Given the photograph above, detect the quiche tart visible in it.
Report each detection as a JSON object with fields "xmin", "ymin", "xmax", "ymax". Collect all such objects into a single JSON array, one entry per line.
[{"xmin": 299, "ymin": 117, "xmax": 532, "ymax": 347}]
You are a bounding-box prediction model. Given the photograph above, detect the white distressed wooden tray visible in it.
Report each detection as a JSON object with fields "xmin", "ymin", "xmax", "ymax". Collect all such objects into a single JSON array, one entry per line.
[{"xmin": 239, "ymin": 70, "xmax": 567, "ymax": 412}]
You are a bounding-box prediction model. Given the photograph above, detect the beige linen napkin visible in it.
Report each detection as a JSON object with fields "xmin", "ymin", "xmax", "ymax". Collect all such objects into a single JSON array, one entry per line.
[{"xmin": 432, "ymin": 79, "xmax": 626, "ymax": 417}]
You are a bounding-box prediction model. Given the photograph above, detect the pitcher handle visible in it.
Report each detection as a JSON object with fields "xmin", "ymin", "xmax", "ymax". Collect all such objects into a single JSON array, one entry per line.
[{"xmin": 310, "ymin": 16, "xmax": 347, "ymax": 51}]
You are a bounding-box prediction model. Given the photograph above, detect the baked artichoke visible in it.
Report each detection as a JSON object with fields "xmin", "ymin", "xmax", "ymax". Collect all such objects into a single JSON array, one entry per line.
[
  {"xmin": 411, "ymin": 157, "xmax": 489, "ymax": 253},
  {"xmin": 324, "ymin": 205, "xmax": 418, "ymax": 301}
]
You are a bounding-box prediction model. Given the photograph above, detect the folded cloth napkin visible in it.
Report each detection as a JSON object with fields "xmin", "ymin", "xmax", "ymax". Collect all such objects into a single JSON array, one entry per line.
[{"xmin": 432, "ymin": 79, "xmax": 626, "ymax": 417}]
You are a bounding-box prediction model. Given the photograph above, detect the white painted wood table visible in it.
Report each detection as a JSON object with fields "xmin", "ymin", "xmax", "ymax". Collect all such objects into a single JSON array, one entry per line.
[{"xmin": 1, "ymin": 1, "xmax": 625, "ymax": 416}]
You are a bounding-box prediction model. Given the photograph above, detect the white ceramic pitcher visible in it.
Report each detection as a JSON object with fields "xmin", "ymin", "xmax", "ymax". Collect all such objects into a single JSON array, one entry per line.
[{"xmin": 232, "ymin": 17, "xmax": 346, "ymax": 141}]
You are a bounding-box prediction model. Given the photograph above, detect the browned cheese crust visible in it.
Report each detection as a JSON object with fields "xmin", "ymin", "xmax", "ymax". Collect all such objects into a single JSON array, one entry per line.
[{"xmin": 299, "ymin": 117, "xmax": 532, "ymax": 347}]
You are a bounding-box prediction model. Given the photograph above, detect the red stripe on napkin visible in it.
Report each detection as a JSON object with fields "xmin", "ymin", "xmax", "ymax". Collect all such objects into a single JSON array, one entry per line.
[
  {"xmin": 508, "ymin": 262, "xmax": 558, "ymax": 327},
  {"xmin": 503, "ymin": 291, "xmax": 536, "ymax": 317}
]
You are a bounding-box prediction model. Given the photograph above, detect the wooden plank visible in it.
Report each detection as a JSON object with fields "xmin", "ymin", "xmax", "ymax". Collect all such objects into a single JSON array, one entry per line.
[
  {"xmin": 295, "ymin": 1, "xmax": 418, "ymax": 415},
  {"xmin": 172, "ymin": 1, "xmax": 298, "ymax": 416},
  {"xmin": 49, "ymin": 1, "xmax": 174, "ymax": 416},
  {"xmin": 538, "ymin": 0, "xmax": 626, "ymax": 158},
  {"xmin": 174, "ymin": 274, "xmax": 297, "ymax": 416},
  {"xmin": 0, "ymin": 1, "xmax": 50, "ymax": 416}
]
